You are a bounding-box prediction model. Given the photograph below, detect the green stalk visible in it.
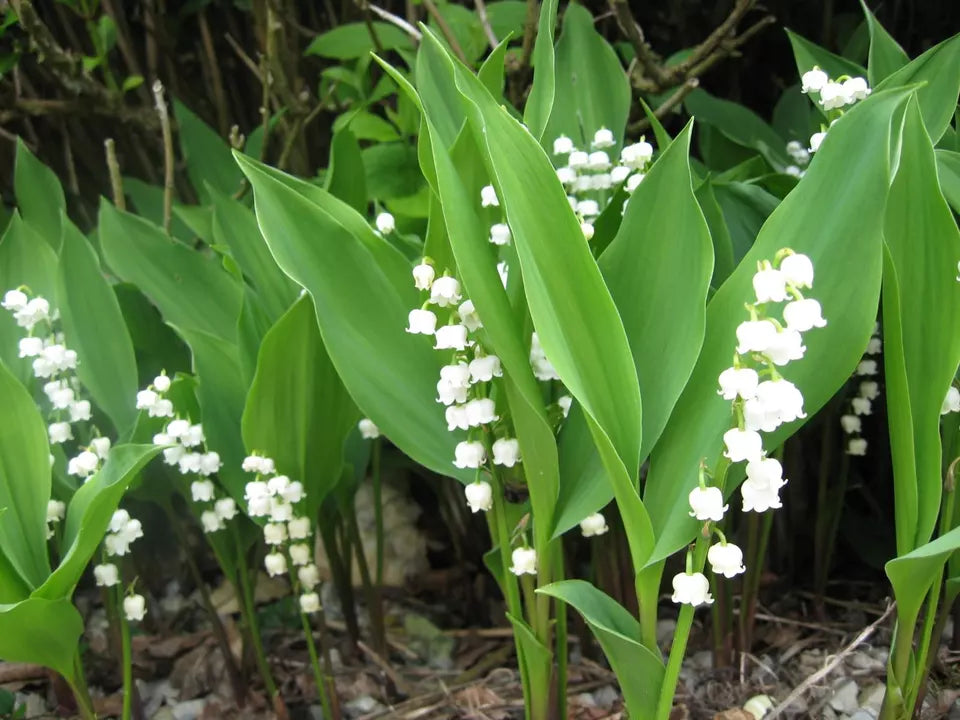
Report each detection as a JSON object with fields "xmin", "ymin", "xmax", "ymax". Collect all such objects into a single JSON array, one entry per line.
[
  {"xmin": 553, "ymin": 548, "xmax": 568, "ymax": 720},
  {"xmin": 231, "ymin": 525, "xmax": 278, "ymax": 700},
  {"xmin": 117, "ymin": 586, "xmax": 133, "ymax": 720},
  {"xmin": 69, "ymin": 651, "xmax": 98, "ymax": 720},
  {"xmin": 372, "ymin": 438, "xmax": 384, "ymax": 589},
  {"xmin": 344, "ymin": 495, "xmax": 386, "ymax": 655},
  {"xmin": 299, "ymin": 611, "xmax": 334, "ymax": 720},
  {"xmin": 654, "ymin": 539, "xmax": 710, "ymax": 720}
]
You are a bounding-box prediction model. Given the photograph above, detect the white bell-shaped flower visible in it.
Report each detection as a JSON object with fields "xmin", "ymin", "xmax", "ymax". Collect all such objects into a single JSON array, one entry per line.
[
  {"xmin": 852, "ymin": 397, "xmax": 872, "ymax": 415},
  {"xmin": 269, "ymin": 500, "xmax": 293, "ymax": 523},
  {"xmin": 437, "ymin": 363, "xmax": 471, "ymax": 406},
  {"xmin": 412, "ymin": 262, "xmax": 435, "ymax": 291},
  {"xmin": 586, "ymin": 151, "xmax": 611, "ymax": 171},
  {"xmin": 18, "ymin": 337, "xmax": 43, "ymax": 357},
  {"xmin": 723, "ymin": 428, "xmax": 764, "ymax": 463},
  {"xmin": 752, "ymin": 267, "xmax": 788, "ymax": 303},
  {"xmin": 489, "ymin": 223, "xmax": 511, "ymax": 246},
  {"xmin": 375, "ymin": 212, "xmax": 395, "ymax": 234},
  {"xmin": 553, "ymin": 135, "xmax": 574, "ymax": 155},
  {"xmin": 558, "ymin": 395, "xmax": 572, "ymax": 418},
  {"xmin": 809, "ymin": 131, "xmax": 826, "ymax": 153},
  {"xmin": 842, "ymin": 76, "xmax": 870, "ymax": 103},
  {"xmin": 406, "ymin": 309, "xmax": 438, "ymax": 335},
  {"xmin": 464, "ymin": 480, "xmax": 493, "ymax": 513},
  {"xmin": 743, "ymin": 397, "xmax": 781, "ymax": 433},
  {"xmin": 741, "ymin": 458, "xmax": 787, "ymax": 512},
  {"xmin": 282, "ymin": 481, "xmax": 305, "ymax": 504},
  {"xmin": 288, "ymin": 516, "xmax": 311, "ymax": 540},
  {"xmin": 289, "ymin": 543, "xmax": 311, "ymax": 566},
  {"xmin": 300, "ymin": 592, "xmax": 321, "ymax": 614},
  {"xmin": 458, "ymin": 300, "xmax": 483, "ymax": 332},
  {"xmin": 717, "ymin": 367, "xmax": 759, "ymax": 401},
  {"xmin": 625, "ymin": 173, "xmax": 645, "ymax": 193},
  {"xmin": 465, "ymin": 398, "xmax": 498, "ymax": 427},
  {"xmin": 783, "ymin": 299, "xmax": 827, "ymax": 332},
  {"xmin": 445, "ymin": 404, "xmax": 470, "ymax": 431},
  {"xmin": 942, "ymin": 386, "xmax": 960, "ymax": 415},
  {"xmin": 592, "ymin": 127, "xmax": 615, "ymax": 149},
  {"xmin": 264, "ymin": 552, "xmax": 287, "ymax": 577},
  {"xmin": 434, "ymin": 324, "xmax": 470, "ymax": 351},
  {"xmin": 182, "ymin": 424, "xmax": 205, "ymax": 448},
  {"xmin": 136, "ymin": 389, "xmax": 159, "ymax": 410},
  {"xmin": 621, "ymin": 141, "xmax": 653, "ymax": 169},
  {"xmin": 191, "ymin": 479, "xmax": 216, "ymax": 503},
  {"xmin": 556, "ymin": 167, "xmax": 577, "ymax": 185},
  {"xmin": 859, "ymin": 381, "xmax": 879, "ymax": 400},
  {"xmin": 124, "ymin": 594, "xmax": 147, "ymax": 622},
  {"xmin": 469, "ymin": 354, "xmax": 502, "ymax": 383},
  {"xmin": 492, "ymin": 437, "xmax": 521, "ymax": 467},
  {"xmin": 70, "ymin": 400, "xmax": 92, "ymax": 422},
  {"xmin": 866, "ymin": 337, "xmax": 882, "ymax": 354},
  {"xmin": 178, "ymin": 452, "xmax": 203, "ymax": 475},
  {"xmin": 46, "ymin": 499, "xmax": 66, "ymax": 523},
  {"xmin": 201, "ymin": 510, "xmax": 223, "ymax": 533},
  {"xmin": 530, "ymin": 332, "xmax": 560, "ymax": 381},
  {"xmin": 298, "ymin": 564, "xmax": 320, "ymax": 589},
  {"xmin": 198, "ymin": 452, "xmax": 221, "ymax": 476},
  {"xmin": 577, "ymin": 199, "xmax": 600, "ymax": 218},
  {"xmin": 509, "ymin": 547, "xmax": 537, "ymax": 576},
  {"xmin": 766, "ymin": 329, "xmax": 806, "ymax": 366},
  {"xmin": 857, "ymin": 359, "xmax": 878, "ymax": 376},
  {"xmin": 840, "ymin": 414, "xmax": 862, "ymax": 434},
  {"xmin": 263, "ymin": 522, "xmax": 287, "ymax": 545},
  {"xmin": 358, "ymin": 418, "xmax": 380, "ymax": 439},
  {"xmin": 67, "ymin": 451, "xmax": 100, "ymax": 478},
  {"xmin": 736, "ymin": 320, "xmax": 778, "ymax": 354},
  {"xmin": 610, "ymin": 165, "xmax": 631, "ymax": 184},
  {"xmin": 671, "ymin": 572, "xmax": 713, "ymax": 606},
  {"xmin": 708, "ymin": 542, "xmax": 746, "ymax": 578},
  {"xmin": 215, "ymin": 498, "xmax": 237, "ymax": 521},
  {"xmin": 430, "ymin": 276, "xmax": 462, "ymax": 307},
  {"xmin": 567, "ymin": 151, "xmax": 589, "ymax": 169},
  {"xmin": 480, "ymin": 185, "xmax": 500, "ymax": 207},
  {"xmin": 267, "ymin": 474, "xmax": 290, "ymax": 495},
  {"xmin": 688, "ymin": 486, "xmax": 728, "ymax": 522},
  {"xmin": 800, "ymin": 67, "xmax": 828, "ymax": 93},
  {"xmin": 94, "ymin": 563, "xmax": 120, "ymax": 587},
  {"xmin": 14, "ymin": 297, "xmax": 50, "ymax": 330},
  {"xmin": 153, "ymin": 374, "xmax": 171, "ymax": 392},
  {"xmin": 847, "ymin": 438, "xmax": 868, "ymax": 455},
  {"xmin": 756, "ymin": 379, "xmax": 806, "ymax": 425},
  {"xmin": 2, "ymin": 289, "xmax": 28, "ymax": 311},
  {"xmin": 49, "ymin": 421, "xmax": 73, "ymax": 444},
  {"xmin": 579, "ymin": 512, "xmax": 609, "ymax": 537},
  {"xmin": 581, "ymin": 222, "xmax": 595, "ymax": 241},
  {"xmin": 819, "ymin": 81, "xmax": 846, "ymax": 110},
  {"xmin": 453, "ymin": 440, "xmax": 486, "ymax": 469},
  {"xmin": 780, "ymin": 253, "xmax": 814, "ymax": 288}
]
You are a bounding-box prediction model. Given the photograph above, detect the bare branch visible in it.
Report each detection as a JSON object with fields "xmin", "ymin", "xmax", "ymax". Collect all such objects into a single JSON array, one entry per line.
[{"xmin": 151, "ymin": 80, "xmax": 175, "ymax": 235}]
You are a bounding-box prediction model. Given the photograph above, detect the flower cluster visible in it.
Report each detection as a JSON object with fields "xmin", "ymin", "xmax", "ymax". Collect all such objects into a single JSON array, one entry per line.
[
  {"xmin": 784, "ymin": 140, "xmax": 810, "ymax": 178},
  {"xmin": 842, "ymin": 324, "xmax": 882, "ymax": 456},
  {"xmin": 673, "ymin": 250, "xmax": 827, "ymax": 607},
  {"xmin": 2, "ymin": 288, "xmax": 111, "ymax": 480},
  {"xmin": 141, "ymin": 377, "xmax": 235, "ymax": 533},
  {"xmin": 94, "ymin": 509, "xmax": 147, "ymax": 622},
  {"xmin": 551, "ymin": 129, "xmax": 654, "ymax": 239},
  {"xmin": 800, "ymin": 67, "xmax": 871, "ymax": 153},
  {"xmin": 242, "ymin": 455, "xmax": 321, "ymax": 614}
]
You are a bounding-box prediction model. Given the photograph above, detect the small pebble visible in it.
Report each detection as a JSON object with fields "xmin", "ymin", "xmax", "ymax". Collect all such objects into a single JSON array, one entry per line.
[{"xmin": 830, "ymin": 679, "xmax": 859, "ymax": 714}]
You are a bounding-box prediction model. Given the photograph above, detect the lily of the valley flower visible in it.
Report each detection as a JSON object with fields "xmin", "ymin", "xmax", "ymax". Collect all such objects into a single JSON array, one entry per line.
[
  {"xmin": 489, "ymin": 223, "xmax": 511, "ymax": 246},
  {"xmin": 741, "ymin": 458, "xmax": 787, "ymax": 513},
  {"xmin": 717, "ymin": 367, "xmax": 759, "ymax": 401},
  {"xmin": 375, "ymin": 212, "xmax": 396, "ymax": 235},
  {"xmin": 783, "ymin": 298, "xmax": 827, "ymax": 332},
  {"xmin": 453, "ymin": 440, "xmax": 486, "ymax": 469},
  {"xmin": 688, "ymin": 486, "xmax": 728, "ymax": 522},
  {"xmin": 671, "ymin": 572, "xmax": 713, "ymax": 606},
  {"xmin": 406, "ymin": 309, "xmax": 438, "ymax": 335},
  {"xmin": 847, "ymin": 438, "xmax": 868, "ymax": 456},
  {"xmin": 800, "ymin": 67, "xmax": 828, "ymax": 93},
  {"xmin": 723, "ymin": 428, "xmax": 764, "ymax": 463},
  {"xmin": 464, "ymin": 480, "xmax": 493, "ymax": 513},
  {"xmin": 430, "ymin": 276, "xmax": 462, "ymax": 307},
  {"xmin": 412, "ymin": 261, "xmax": 435, "ymax": 291},
  {"xmin": 707, "ymin": 542, "xmax": 746, "ymax": 578},
  {"xmin": 124, "ymin": 593, "xmax": 147, "ymax": 622},
  {"xmin": 94, "ymin": 563, "xmax": 120, "ymax": 587},
  {"xmin": 358, "ymin": 418, "xmax": 380, "ymax": 439},
  {"xmin": 299, "ymin": 592, "xmax": 321, "ymax": 614},
  {"xmin": 942, "ymin": 386, "xmax": 960, "ymax": 415},
  {"xmin": 492, "ymin": 437, "xmax": 521, "ymax": 467},
  {"xmin": 434, "ymin": 324, "xmax": 470, "ymax": 351},
  {"xmin": 579, "ymin": 512, "xmax": 609, "ymax": 537},
  {"xmin": 509, "ymin": 547, "xmax": 537, "ymax": 576}
]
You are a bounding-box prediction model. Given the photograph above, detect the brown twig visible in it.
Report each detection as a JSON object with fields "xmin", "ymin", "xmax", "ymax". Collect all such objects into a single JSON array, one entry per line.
[
  {"xmin": 151, "ymin": 80, "xmax": 175, "ymax": 234},
  {"xmin": 421, "ymin": 0, "xmax": 468, "ymax": 63},
  {"xmin": 765, "ymin": 601, "xmax": 896, "ymax": 720},
  {"xmin": 367, "ymin": 4, "xmax": 422, "ymax": 41},
  {"xmin": 474, "ymin": 0, "xmax": 499, "ymax": 50},
  {"xmin": 609, "ymin": 0, "xmax": 668, "ymax": 92},
  {"xmin": 665, "ymin": 0, "xmax": 757, "ymax": 83},
  {"xmin": 104, "ymin": 139, "xmax": 126, "ymax": 211},
  {"xmin": 198, "ymin": 10, "xmax": 230, "ymax": 138},
  {"xmin": 628, "ymin": 77, "xmax": 699, "ymax": 132}
]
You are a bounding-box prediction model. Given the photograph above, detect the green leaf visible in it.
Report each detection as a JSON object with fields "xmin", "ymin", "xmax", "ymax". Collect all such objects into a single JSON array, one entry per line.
[
  {"xmin": 56, "ymin": 218, "xmax": 139, "ymax": 437},
  {"xmin": 684, "ymin": 89, "xmax": 789, "ymax": 169},
  {"xmin": 696, "ymin": 180, "xmax": 736, "ymax": 287},
  {"xmin": 174, "ymin": 100, "xmax": 242, "ymax": 203},
  {"xmin": 876, "ymin": 33, "xmax": 960, "ymax": 144},
  {"xmin": 324, "ymin": 130, "xmax": 367, "ymax": 214},
  {"xmin": 35, "ymin": 444, "xmax": 161, "ymax": 600},
  {"xmin": 886, "ymin": 525, "xmax": 960, "ymax": 636},
  {"xmin": 643, "ymin": 87, "xmax": 912, "ymax": 565},
  {"xmin": 121, "ymin": 177, "xmax": 195, "ymax": 242},
  {"xmin": 785, "ymin": 29, "xmax": 867, "ymax": 85},
  {"xmin": 305, "ymin": 22, "xmax": 414, "ymax": 60},
  {"xmin": 362, "ymin": 143, "xmax": 425, "ymax": 201},
  {"xmin": 209, "ymin": 186, "xmax": 297, "ymax": 322},
  {"xmin": 99, "ymin": 201, "xmax": 243, "ymax": 344},
  {"xmin": 712, "ymin": 182, "xmax": 780, "ymax": 266},
  {"xmin": 538, "ymin": 580, "xmax": 665, "ymax": 718},
  {"xmin": 860, "ymin": 1, "xmax": 909, "ymax": 86},
  {"xmin": 242, "ymin": 296, "xmax": 358, "ymax": 519},
  {"xmin": 484, "ymin": 1, "xmax": 527, "ymax": 44},
  {"xmin": 555, "ymin": 123, "xmax": 712, "ymax": 528},
  {"xmin": 936, "ymin": 149, "xmax": 960, "ymax": 214},
  {"xmin": 771, "ymin": 84, "xmax": 814, "ymax": 146},
  {"xmin": 13, "ymin": 139, "xmax": 65, "ymax": 250},
  {"xmin": 0, "ymin": 213, "xmax": 59, "ymax": 385},
  {"xmin": 0, "ymin": 360, "xmax": 51, "ymax": 589},
  {"xmin": 427, "ymin": 3, "xmax": 488, "ymax": 66},
  {"xmin": 881, "ymin": 98, "xmax": 960, "ymax": 552},
  {"xmin": 506, "ymin": 613, "xmax": 553, "ymax": 720},
  {"xmin": 235, "ymin": 154, "xmax": 471, "ymax": 483},
  {"xmin": 122, "ymin": 74, "xmax": 144, "ymax": 93},
  {"xmin": 522, "ymin": 0, "xmax": 558, "ymax": 140},
  {"xmin": 333, "ymin": 109, "xmax": 400, "ymax": 142},
  {"xmin": 0, "ymin": 598, "xmax": 83, "ymax": 682},
  {"xmin": 544, "ymin": 3, "xmax": 630, "ymax": 151},
  {"xmin": 478, "ymin": 36, "xmax": 508, "ymax": 99}
]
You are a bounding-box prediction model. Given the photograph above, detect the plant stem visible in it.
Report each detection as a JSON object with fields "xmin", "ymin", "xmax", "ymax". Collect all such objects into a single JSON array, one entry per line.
[
  {"xmin": 231, "ymin": 525, "xmax": 279, "ymax": 700},
  {"xmin": 344, "ymin": 493, "xmax": 386, "ymax": 656},
  {"xmin": 553, "ymin": 548, "xmax": 568, "ymax": 720},
  {"xmin": 69, "ymin": 651, "xmax": 98, "ymax": 720},
  {"xmin": 300, "ymin": 611, "xmax": 334, "ymax": 720},
  {"xmin": 117, "ymin": 586, "xmax": 133, "ymax": 720}
]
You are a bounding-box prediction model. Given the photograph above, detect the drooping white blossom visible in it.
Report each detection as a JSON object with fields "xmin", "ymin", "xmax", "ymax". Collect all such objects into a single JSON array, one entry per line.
[
  {"xmin": 492, "ymin": 437, "xmax": 521, "ymax": 467},
  {"xmin": 671, "ymin": 572, "xmax": 713, "ymax": 606},
  {"xmin": 464, "ymin": 481, "xmax": 493, "ymax": 513},
  {"xmin": 509, "ymin": 547, "xmax": 537, "ymax": 576}
]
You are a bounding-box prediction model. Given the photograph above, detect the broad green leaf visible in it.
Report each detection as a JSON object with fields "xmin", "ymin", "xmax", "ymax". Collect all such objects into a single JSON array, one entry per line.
[
  {"xmin": 522, "ymin": 0, "xmax": 558, "ymax": 140},
  {"xmin": 305, "ymin": 22, "xmax": 414, "ymax": 59},
  {"xmin": 0, "ymin": 214, "xmax": 59, "ymax": 385},
  {"xmin": 638, "ymin": 97, "xmax": 672, "ymax": 152},
  {"xmin": 13, "ymin": 139, "xmax": 65, "ymax": 250},
  {"xmin": 555, "ymin": 123, "xmax": 712, "ymax": 528},
  {"xmin": 428, "ymin": 3, "xmax": 487, "ymax": 66},
  {"xmin": 696, "ymin": 180, "xmax": 736, "ymax": 287},
  {"xmin": 426, "ymin": 30, "xmax": 653, "ymax": 564},
  {"xmin": 506, "ymin": 613, "xmax": 553, "ymax": 720},
  {"xmin": 242, "ymin": 296, "xmax": 358, "ymax": 519},
  {"xmin": 685, "ymin": 89, "xmax": 789, "ymax": 169},
  {"xmin": 771, "ymin": 84, "xmax": 814, "ymax": 147},
  {"xmin": 416, "ymin": 42, "xmax": 467, "ymax": 151},
  {"xmin": 114, "ymin": 284, "xmax": 192, "ymax": 385},
  {"xmin": 881, "ymin": 98, "xmax": 960, "ymax": 552},
  {"xmin": 539, "ymin": 580, "xmax": 665, "ymax": 718},
  {"xmin": 876, "ymin": 33, "xmax": 960, "ymax": 143},
  {"xmin": 209, "ymin": 186, "xmax": 297, "ymax": 322},
  {"xmin": 235, "ymin": 154, "xmax": 471, "ymax": 482},
  {"xmin": 861, "ymin": 1, "xmax": 909, "ymax": 86},
  {"xmin": 485, "ymin": 1, "xmax": 527, "ymax": 41},
  {"xmin": 56, "ymin": 219, "xmax": 139, "ymax": 437},
  {"xmin": 0, "ymin": 598, "xmax": 83, "ymax": 682},
  {"xmin": 121, "ymin": 177, "xmax": 195, "ymax": 242},
  {"xmin": 0, "ymin": 508, "xmax": 31, "ymax": 602},
  {"xmin": 544, "ymin": 3, "xmax": 630, "ymax": 152},
  {"xmin": 937, "ymin": 149, "xmax": 960, "ymax": 214},
  {"xmin": 35, "ymin": 444, "xmax": 161, "ymax": 600},
  {"xmin": 99, "ymin": 201, "xmax": 243, "ymax": 344},
  {"xmin": 713, "ymin": 182, "xmax": 780, "ymax": 267},
  {"xmin": 362, "ymin": 143, "xmax": 425, "ymax": 201},
  {"xmin": 324, "ymin": 130, "xmax": 367, "ymax": 214},
  {"xmin": 886, "ymin": 525, "xmax": 960, "ymax": 635},
  {"xmin": 0, "ymin": 360, "xmax": 51, "ymax": 588},
  {"xmin": 333, "ymin": 109, "xmax": 400, "ymax": 142},
  {"xmin": 174, "ymin": 101, "xmax": 243, "ymax": 203},
  {"xmin": 644, "ymin": 87, "xmax": 912, "ymax": 564},
  {"xmin": 785, "ymin": 29, "xmax": 866, "ymax": 85},
  {"xmin": 478, "ymin": 36, "xmax": 509, "ymax": 100}
]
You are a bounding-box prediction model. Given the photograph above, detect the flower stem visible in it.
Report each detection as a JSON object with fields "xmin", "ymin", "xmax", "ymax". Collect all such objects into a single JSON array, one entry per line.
[
  {"xmin": 69, "ymin": 651, "xmax": 98, "ymax": 720},
  {"xmin": 344, "ymin": 492, "xmax": 386, "ymax": 655},
  {"xmin": 117, "ymin": 586, "xmax": 133, "ymax": 720},
  {"xmin": 231, "ymin": 524, "xmax": 279, "ymax": 701},
  {"xmin": 300, "ymin": 611, "xmax": 334, "ymax": 720}
]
